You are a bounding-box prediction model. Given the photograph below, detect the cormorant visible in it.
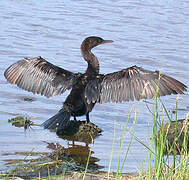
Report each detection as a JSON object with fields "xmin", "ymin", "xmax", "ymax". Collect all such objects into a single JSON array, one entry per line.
[{"xmin": 4, "ymin": 36, "xmax": 187, "ymax": 132}]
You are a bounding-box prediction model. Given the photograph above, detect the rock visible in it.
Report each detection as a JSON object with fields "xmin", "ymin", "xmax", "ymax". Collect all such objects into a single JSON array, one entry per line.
[
  {"xmin": 158, "ymin": 119, "xmax": 189, "ymax": 155},
  {"xmin": 57, "ymin": 120, "xmax": 102, "ymax": 144}
]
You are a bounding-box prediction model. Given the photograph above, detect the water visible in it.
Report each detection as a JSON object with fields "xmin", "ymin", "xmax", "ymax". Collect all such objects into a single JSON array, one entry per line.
[{"xmin": 1, "ymin": 0, "xmax": 189, "ymax": 174}]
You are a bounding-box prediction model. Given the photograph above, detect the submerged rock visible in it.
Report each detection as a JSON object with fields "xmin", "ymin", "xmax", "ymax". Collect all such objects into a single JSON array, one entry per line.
[
  {"xmin": 8, "ymin": 116, "xmax": 34, "ymax": 129},
  {"xmin": 22, "ymin": 96, "xmax": 35, "ymax": 102}
]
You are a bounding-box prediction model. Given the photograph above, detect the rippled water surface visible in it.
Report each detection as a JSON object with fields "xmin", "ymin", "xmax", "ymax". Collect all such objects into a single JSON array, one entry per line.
[{"xmin": 1, "ymin": 0, "xmax": 189, "ymax": 174}]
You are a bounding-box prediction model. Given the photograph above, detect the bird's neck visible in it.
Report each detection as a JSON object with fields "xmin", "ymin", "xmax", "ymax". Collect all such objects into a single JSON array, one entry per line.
[{"xmin": 81, "ymin": 47, "xmax": 99, "ymax": 74}]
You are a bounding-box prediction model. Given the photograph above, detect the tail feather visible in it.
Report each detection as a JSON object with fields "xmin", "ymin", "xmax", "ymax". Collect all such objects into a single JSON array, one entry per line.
[{"xmin": 41, "ymin": 110, "xmax": 71, "ymax": 131}]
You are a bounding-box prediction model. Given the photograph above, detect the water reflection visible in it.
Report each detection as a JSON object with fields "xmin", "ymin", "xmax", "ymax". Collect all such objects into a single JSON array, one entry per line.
[
  {"xmin": 46, "ymin": 141, "xmax": 104, "ymax": 170},
  {"xmin": 2, "ymin": 131, "xmax": 103, "ymax": 177}
]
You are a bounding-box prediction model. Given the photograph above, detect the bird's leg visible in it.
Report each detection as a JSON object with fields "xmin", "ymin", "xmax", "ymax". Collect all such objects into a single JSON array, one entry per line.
[{"xmin": 86, "ymin": 113, "xmax": 90, "ymax": 123}]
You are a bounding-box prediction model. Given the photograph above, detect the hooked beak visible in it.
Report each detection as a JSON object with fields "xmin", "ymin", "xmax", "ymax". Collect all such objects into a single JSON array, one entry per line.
[{"xmin": 102, "ymin": 39, "xmax": 114, "ymax": 44}]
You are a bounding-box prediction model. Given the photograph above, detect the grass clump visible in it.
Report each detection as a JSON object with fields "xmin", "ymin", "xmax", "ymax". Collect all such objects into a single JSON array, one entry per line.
[{"xmin": 141, "ymin": 94, "xmax": 189, "ymax": 179}]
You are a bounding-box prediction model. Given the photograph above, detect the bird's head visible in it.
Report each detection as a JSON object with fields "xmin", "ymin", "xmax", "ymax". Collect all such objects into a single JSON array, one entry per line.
[{"xmin": 81, "ymin": 36, "xmax": 113, "ymax": 50}]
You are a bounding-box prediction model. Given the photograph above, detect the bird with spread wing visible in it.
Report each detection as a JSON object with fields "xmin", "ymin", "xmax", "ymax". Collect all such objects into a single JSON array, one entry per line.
[{"xmin": 4, "ymin": 36, "xmax": 187, "ymax": 132}]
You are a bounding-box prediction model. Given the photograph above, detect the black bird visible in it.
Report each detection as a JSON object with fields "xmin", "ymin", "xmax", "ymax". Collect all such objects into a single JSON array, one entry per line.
[{"xmin": 4, "ymin": 36, "xmax": 187, "ymax": 132}]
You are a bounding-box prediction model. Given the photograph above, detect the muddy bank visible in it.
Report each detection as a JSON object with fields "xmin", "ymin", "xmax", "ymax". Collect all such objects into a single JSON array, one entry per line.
[{"xmin": 1, "ymin": 172, "xmax": 137, "ymax": 180}]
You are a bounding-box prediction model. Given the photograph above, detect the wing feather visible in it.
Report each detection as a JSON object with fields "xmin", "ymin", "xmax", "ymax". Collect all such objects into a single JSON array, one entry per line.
[
  {"xmin": 4, "ymin": 56, "xmax": 76, "ymax": 98},
  {"xmin": 85, "ymin": 66, "xmax": 187, "ymax": 104}
]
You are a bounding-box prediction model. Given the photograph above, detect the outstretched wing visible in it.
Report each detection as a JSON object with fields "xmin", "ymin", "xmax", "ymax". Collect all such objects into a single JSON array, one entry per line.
[
  {"xmin": 85, "ymin": 66, "xmax": 187, "ymax": 104},
  {"xmin": 4, "ymin": 56, "xmax": 77, "ymax": 98}
]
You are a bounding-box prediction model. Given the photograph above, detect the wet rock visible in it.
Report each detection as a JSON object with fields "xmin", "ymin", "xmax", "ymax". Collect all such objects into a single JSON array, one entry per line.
[
  {"xmin": 158, "ymin": 119, "xmax": 189, "ymax": 155},
  {"xmin": 57, "ymin": 120, "xmax": 102, "ymax": 144}
]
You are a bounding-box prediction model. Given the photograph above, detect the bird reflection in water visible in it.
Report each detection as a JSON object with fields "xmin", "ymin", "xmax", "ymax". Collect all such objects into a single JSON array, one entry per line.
[{"xmin": 46, "ymin": 138, "xmax": 104, "ymax": 171}]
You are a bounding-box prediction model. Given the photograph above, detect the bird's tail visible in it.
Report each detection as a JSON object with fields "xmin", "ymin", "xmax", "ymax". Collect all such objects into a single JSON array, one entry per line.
[{"xmin": 41, "ymin": 109, "xmax": 71, "ymax": 131}]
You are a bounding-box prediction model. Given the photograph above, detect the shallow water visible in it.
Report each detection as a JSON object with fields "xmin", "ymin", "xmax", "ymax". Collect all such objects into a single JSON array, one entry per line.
[{"xmin": 1, "ymin": 0, "xmax": 189, "ymax": 174}]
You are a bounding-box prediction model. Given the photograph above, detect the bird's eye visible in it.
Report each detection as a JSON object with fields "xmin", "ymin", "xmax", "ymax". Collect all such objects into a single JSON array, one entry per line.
[{"xmin": 98, "ymin": 39, "xmax": 103, "ymax": 43}]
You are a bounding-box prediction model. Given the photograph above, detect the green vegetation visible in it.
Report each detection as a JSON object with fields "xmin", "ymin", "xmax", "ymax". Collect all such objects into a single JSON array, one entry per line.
[
  {"xmin": 136, "ymin": 90, "xmax": 188, "ymax": 179},
  {"xmin": 8, "ymin": 116, "xmax": 39, "ymax": 129}
]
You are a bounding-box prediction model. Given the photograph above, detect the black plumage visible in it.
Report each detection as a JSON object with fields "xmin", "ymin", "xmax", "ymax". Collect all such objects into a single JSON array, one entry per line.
[{"xmin": 4, "ymin": 36, "xmax": 187, "ymax": 132}]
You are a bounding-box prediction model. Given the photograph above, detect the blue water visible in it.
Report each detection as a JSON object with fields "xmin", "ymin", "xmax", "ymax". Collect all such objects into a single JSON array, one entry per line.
[{"xmin": 0, "ymin": 0, "xmax": 189, "ymax": 174}]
